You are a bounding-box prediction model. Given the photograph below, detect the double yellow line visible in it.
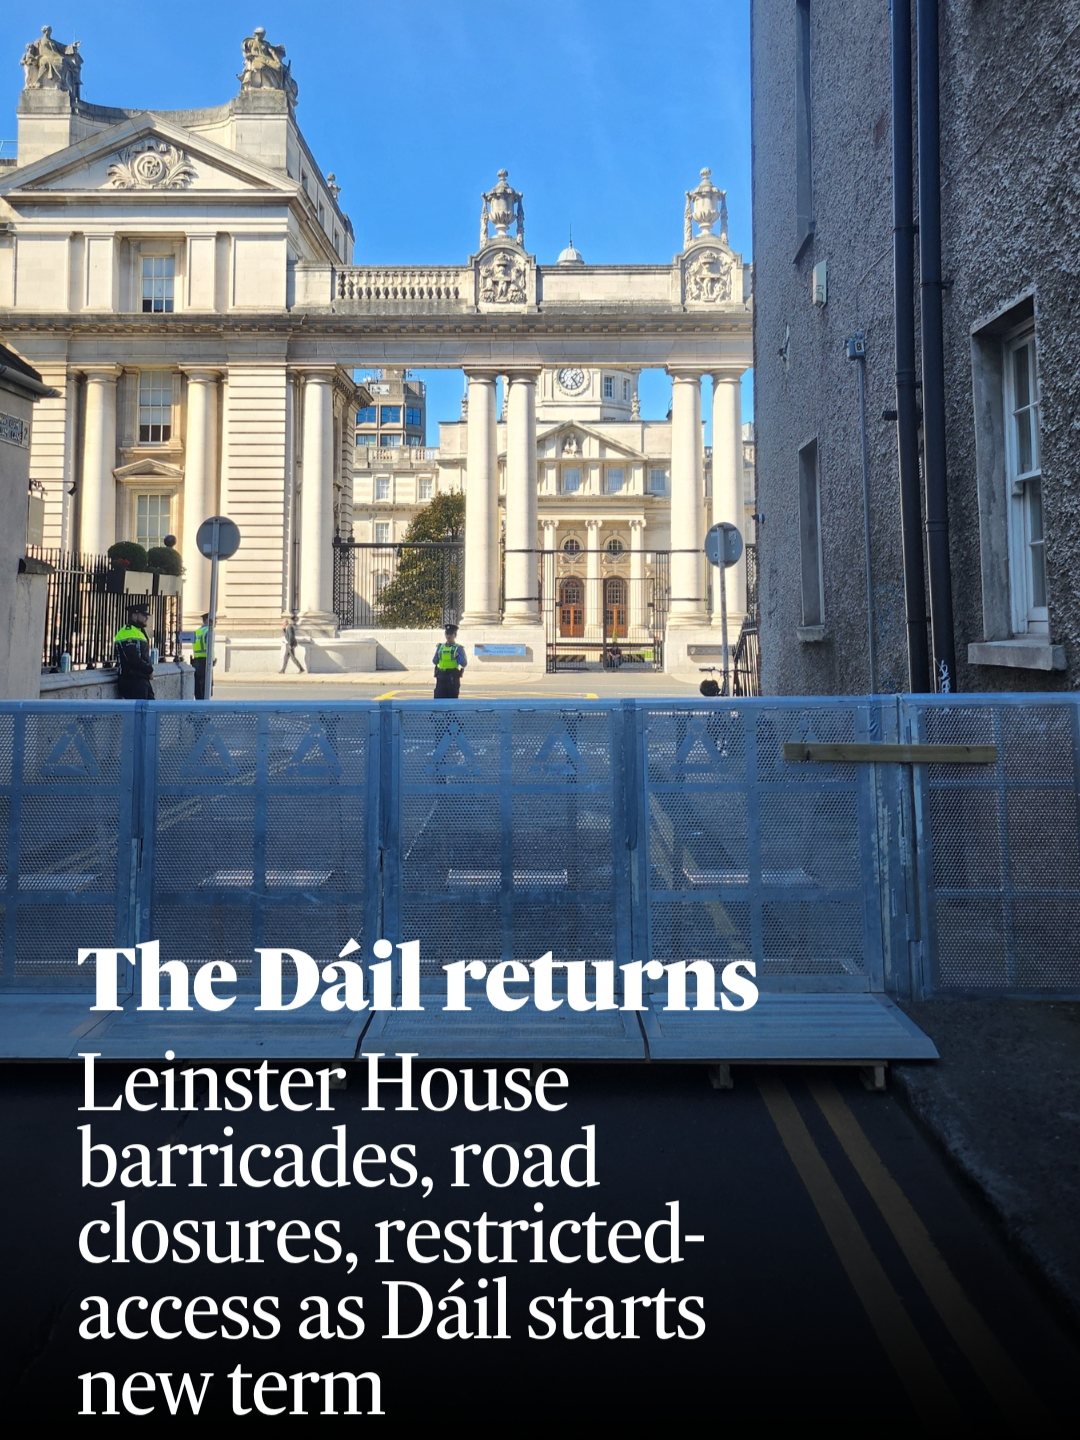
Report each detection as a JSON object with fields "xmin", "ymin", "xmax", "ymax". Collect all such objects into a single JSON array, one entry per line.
[{"xmin": 758, "ymin": 1076, "xmax": 1054, "ymax": 1431}]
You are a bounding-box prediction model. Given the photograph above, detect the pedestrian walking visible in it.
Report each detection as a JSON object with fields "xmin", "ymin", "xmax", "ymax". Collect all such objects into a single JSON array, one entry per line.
[
  {"xmin": 114, "ymin": 606, "xmax": 155, "ymax": 700},
  {"xmin": 192, "ymin": 612, "xmax": 210, "ymax": 699},
  {"xmin": 280, "ymin": 616, "xmax": 304, "ymax": 674},
  {"xmin": 432, "ymin": 623, "xmax": 467, "ymax": 699}
]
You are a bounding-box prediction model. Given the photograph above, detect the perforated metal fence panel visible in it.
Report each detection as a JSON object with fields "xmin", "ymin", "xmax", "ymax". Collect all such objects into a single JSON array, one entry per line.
[
  {"xmin": 0, "ymin": 705, "xmax": 138, "ymax": 990},
  {"xmin": 2, "ymin": 695, "xmax": 1076, "ymax": 1058},
  {"xmin": 904, "ymin": 696, "xmax": 1080, "ymax": 997}
]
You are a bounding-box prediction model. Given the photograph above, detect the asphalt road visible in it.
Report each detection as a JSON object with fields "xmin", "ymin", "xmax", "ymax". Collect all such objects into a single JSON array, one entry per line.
[{"xmin": 3, "ymin": 1061, "xmax": 1076, "ymax": 1432}]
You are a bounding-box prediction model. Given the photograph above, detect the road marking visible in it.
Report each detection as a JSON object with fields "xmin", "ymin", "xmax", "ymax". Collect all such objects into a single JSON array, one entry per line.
[
  {"xmin": 809, "ymin": 1078, "xmax": 1056, "ymax": 1433},
  {"xmin": 374, "ymin": 690, "xmax": 399, "ymax": 699},
  {"xmin": 758, "ymin": 1076, "xmax": 961, "ymax": 1428}
]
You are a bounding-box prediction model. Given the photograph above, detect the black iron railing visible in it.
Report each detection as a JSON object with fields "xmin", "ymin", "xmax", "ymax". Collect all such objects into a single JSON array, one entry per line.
[
  {"xmin": 333, "ymin": 539, "xmax": 464, "ymax": 630},
  {"xmin": 29, "ymin": 548, "xmax": 181, "ymax": 671}
]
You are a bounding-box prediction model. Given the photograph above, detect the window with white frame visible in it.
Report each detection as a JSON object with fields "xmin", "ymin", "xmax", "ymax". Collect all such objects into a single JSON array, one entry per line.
[
  {"xmin": 138, "ymin": 371, "xmax": 173, "ymax": 443},
  {"xmin": 134, "ymin": 493, "xmax": 172, "ymax": 548},
  {"xmin": 606, "ymin": 536, "xmax": 625, "ymax": 556},
  {"xmin": 375, "ymin": 477, "xmax": 391, "ymax": 501},
  {"xmin": 623, "ymin": 378, "xmax": 631, "ymax": 401},
  {"xmin": 606, "ymin": 467, "xmax": 624, "ymax": 494},
  {"xmin": 374, "ymin": 522, "xmax": 391, "ymax": 544},
  {"xmin": 1005, "ymin": 328, "xmax": 1047, "ymax": 634},
  {"xmin": 418, "ymin": 476, "xmax": 433, "ymax": 500},
  {"xmin": 648, "ymin": 467, "xmax": 669, "ymax": 494},
  {"xmin": 562, "ymin": 467, "xmax": 582, "ymax": 494},
  {"xmin": 141, "ymin": 255, "xmax": 174, "ymax": 314},
  {"xmin": 603, "ymin": 375, "xmax": 615, "ymax": 399}
]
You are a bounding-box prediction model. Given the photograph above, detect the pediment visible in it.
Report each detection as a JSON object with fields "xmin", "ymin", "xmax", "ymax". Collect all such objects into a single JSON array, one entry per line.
[
  {"xmin": 536, "ymin": 421, "xmax": 645, "ymax": 462},
  {"xmin": 113, "ymin": 458, "xmax": 184, "ymax": 481},
  {"xmin": 1, "ymin": 115, "xmax": 293, "ymax": 198}
]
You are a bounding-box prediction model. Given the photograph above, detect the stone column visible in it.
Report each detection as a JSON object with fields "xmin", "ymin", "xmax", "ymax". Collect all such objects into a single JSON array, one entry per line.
[
  {"xmin": 629, "ymin": 518, "xmax": 647, "ymax": 635},
  {"xmin": 711, "ymin": 371, "xmax": 747, "ymax": 621},
  {"xmin": 503, "ymin": 369, "xmax": 541, "ymax": 625},
  {"xmin": 298, "ymin": 369, "xmax": 337, "ymax": 627},
  {"xmin": 79, "ymin": 367, "xmax": 120, "ymax": 557},
  {"xmin": 462, "ymin": 370, "xmax": 500, "ymax": 624},
  {"xmin": 180, "ymin": 368, "xmax": 220, "ymax": 624},
  {"xmin": 667, "ymin": 370, "xmax": 707, "ymax": 624},
  {"xmin": 585, "ymin": 518, "xmax": 602, "ymax": 637}
]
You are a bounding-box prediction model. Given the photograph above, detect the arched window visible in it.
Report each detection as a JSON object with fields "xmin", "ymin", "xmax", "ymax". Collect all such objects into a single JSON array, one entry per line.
[
  {"xmin": 606, "ymin": 537, "xmax": 625, "ymax": 556},
  {"xmin": 562, "ymin": 537, "xmax": 582, "ymax": 555}
]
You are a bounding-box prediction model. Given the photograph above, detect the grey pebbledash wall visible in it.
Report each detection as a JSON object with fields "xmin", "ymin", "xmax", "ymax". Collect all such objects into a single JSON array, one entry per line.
[{"xmin": 750, "ymin": 0, "xmax": 1080, "ymax": 695}]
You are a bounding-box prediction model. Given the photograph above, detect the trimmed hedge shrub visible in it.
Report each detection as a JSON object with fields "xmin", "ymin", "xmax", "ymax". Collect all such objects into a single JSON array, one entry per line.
[
  {"xmin": 147, "ymin": 545, "xmax": 183, "ymax": 576},
  {"xmin": 107, "ymin": 541, "xmax": 149, "ymax": 571}
]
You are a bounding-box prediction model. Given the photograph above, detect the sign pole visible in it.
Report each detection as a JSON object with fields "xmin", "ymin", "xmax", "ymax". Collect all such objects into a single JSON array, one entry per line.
[
  {"xmin": 205, "ymin": 518, "xmax": 220, "ymax": 702},
  {"xmin": 720, "ymin": 560, "xmax": 730, "ymax": 696}
]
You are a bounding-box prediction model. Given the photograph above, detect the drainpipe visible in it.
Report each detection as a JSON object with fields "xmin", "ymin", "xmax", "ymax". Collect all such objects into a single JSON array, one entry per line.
[
  {"xmin": 917, "ymin": 0, "xmax": 956, "ymax": 692},
  {"xmin": 891, "ymin": 0, "xmax": 931, "ymax": 692}
]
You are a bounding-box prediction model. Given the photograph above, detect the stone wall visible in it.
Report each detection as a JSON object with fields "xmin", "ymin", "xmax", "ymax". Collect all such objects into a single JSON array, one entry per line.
[{"xmin": 750, "ymin": 0, "xmax": 1080, "ymax": 694}]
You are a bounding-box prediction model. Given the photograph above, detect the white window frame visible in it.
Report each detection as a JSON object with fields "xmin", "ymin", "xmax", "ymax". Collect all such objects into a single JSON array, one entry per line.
[
  {"xmin": 374, "ymin": 476, "xmax": 392, "ymax": 502},
  {"xmin": 141, "ymin": 253, "xmax": 175, "ymax": 314},
  {"xmin": 606, "ymin": 467, "xmax": 624, "ymax": 495},
  {"xmin": 648, "ymin": 467, "xmax": 669, "ymax": 495},
  {"xmin": 418, "ymin": 476, "xmax": 433, "ymax": 501},
  {"xmin": 561, "ymin": 467, "xmax": 582, "ymax": 494},
  {"xmin": 1003, "ymin": 325, "xmax": 1047, "ymax": 636},
  {"xmin": 137, "ymin": 370, "xmax": 173, "ymax": 444},
  {"xmin": 603, "ymin": 375, "xmax": 615, "ymax": 399},
  {"xmin": 374, "ymin": 521, "xmax": 391, "ymax": 545}
]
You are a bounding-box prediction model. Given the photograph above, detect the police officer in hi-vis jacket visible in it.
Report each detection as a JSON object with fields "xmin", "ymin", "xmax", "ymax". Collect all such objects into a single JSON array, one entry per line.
[
  {"xmin": 432, "ymin": 624, "xmax": 467, "ymax": 699},
  {"xmin": 113, "ymin": 606, "xmax": 155, "ymax": 700}
]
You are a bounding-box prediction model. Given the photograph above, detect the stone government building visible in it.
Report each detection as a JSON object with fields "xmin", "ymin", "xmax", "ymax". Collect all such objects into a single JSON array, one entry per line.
[{"xmin": 1, "ymin": 26, "xmax": 753, "ymax": 675}]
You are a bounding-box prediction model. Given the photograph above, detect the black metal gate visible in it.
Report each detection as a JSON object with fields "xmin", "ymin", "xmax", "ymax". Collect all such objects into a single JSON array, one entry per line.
[
  {"xmin": 541, "ymin": 548, "xmax": 669, "ymax": 672},
  {"xmin": 333, "ymin": 539, "xmax": 464, "ymax": 629}
]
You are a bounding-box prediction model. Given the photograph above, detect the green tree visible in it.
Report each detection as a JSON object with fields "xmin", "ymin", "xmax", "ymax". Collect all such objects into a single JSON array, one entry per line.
[{"xmin": 374, "ymin": 491, "xmax": 465, "ymax": 627}]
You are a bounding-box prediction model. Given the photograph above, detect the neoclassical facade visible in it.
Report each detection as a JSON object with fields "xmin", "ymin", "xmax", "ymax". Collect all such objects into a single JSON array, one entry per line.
[{"xmin": 0, "ymin": 30, "xmax": 753, "ymax": 672}]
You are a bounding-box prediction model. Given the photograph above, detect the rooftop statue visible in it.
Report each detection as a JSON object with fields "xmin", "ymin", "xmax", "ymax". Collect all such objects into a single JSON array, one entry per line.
[
  {"xmin": 239, "ymin": 28, "xmax": 298, "ymax": 104},
  {"xmin": 21, "ymin": 25, "xmax": 82, "ymax": 100}
]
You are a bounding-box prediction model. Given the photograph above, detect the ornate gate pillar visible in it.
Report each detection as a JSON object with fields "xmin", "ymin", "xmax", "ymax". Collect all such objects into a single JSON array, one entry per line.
[
  {"xmin": 180, "ymin": 367, "xmax": 221, "ymax": 624},
  {"xmin": 629, "ymin": 518, "xmax": 647, "ymax": 635},
  {"xmin": 462, "ymin": 370, "xmax": 500, "ymax": 624},
  {"xmin": 667, "ymin": 369, "xmax": 708, "ymax": 624},
  {"xmin": 298, "ymin": 369, "xmax": 337, "ymax": 627},
  {"xmin": 503, "ymin": 368, "xmax": 542, "ymax": 625},
  {"xmin": 711, "ymin": 370, "xmax": 747, "ymax": 622},
  {"xmin": 80, "ymin": 366, "xmax": 120, "ymax": 557}
]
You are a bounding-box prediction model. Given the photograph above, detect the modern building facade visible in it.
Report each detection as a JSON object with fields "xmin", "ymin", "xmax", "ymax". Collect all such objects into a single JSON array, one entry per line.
[{"xmin": 751, "ymin": 0, "xmax": 1080, "ymax": 694}]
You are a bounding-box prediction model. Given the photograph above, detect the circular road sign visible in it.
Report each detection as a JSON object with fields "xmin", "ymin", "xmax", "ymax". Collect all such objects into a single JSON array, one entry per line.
[
  {"xmin": 195, "ymin": 516, "xmax": 241, "ymax": 560},
  {"xmin": 704, "ymin": 521, "xmax": 744, "ymax": 568}
]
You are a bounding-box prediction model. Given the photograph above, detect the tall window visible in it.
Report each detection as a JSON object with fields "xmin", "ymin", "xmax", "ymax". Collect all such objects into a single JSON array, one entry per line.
[
  {"xmin": 418, "ymin": 476, "xmax": 433, "ymax": 500},
  {"xmin": 138, "ymin": 371, "xmax": 172, "ymax": 443},
  {"xmin": 795, "ymin": 0, "xmax": 814, "ymax": 252},
  {"xmin": 798, "ymin": 439, "xmax": 823, "ymax": 628},
  {"xmin": 1005, "ymin": 329, "xmax": 1047, "ymax": 634},
  {"xmin": 649, "ymin": 467, "xmax": 669, "ymax": 495},
  {"xmin": 623, "ymin": 379, "xmax": 631, "ymax": 401},
  {"xmin": 141, "ymin": 255, "xmax": 174, "ymax": 314},
  {"xmin": 135, "ymin": 493, "xmax": 171, "ymax": 547},
  {"xmin": 562, "ymin": 468, "xmax": 582, "ymax": 494},
  {"xmin": 374, "ymin": 522, "xmax": 391, "ymax": 544},
  {"xmin": 606, "ymin": 467, "xmax": 624, "ymax": 494},
  {"xmin": 603, "ymin": 376, "xmax": 615, "ymax": 399},
  {"xmin": 380, "ymin": 405, "xmax": 401, "ymax": 424},
  {"xmin": 375, "ymin": 477, "xmax": 391, "ymax": 501}
]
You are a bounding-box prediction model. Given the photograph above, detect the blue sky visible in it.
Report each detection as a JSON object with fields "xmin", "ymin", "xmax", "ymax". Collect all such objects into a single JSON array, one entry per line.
[{"xmin": 1, "ymin": 1, "xmax": 752, "ymax": 437}]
